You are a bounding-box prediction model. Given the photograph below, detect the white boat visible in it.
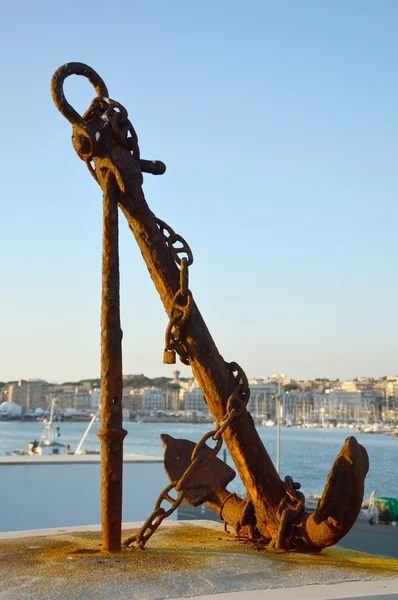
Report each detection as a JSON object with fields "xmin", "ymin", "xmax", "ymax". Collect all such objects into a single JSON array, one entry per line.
[
  {"xmin": 8, "ymin": 400, "xmax": 100, "ymax": 457},
  {"xmin": 26, "ymin": 400, "xmax": 67, "ymax": 455},
  {"xmin": 361, "ymin": 423, "xmax": 383, "ymax": 434}
]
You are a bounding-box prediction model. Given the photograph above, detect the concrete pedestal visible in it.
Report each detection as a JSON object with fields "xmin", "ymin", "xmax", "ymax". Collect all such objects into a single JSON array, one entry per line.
[{"xmin": 1, "ymin": 521, "xmax": 397, "ymax": 599}]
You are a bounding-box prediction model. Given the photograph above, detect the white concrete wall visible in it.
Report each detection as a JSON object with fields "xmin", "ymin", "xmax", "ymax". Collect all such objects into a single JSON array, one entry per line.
[{"xmin": 0, "ymin": 461, "xmax": 172, "ymax": 532}]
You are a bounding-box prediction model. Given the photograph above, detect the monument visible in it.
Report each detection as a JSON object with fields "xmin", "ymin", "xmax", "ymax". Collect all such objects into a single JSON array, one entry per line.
[{"xmin": 51, "ymin": 62, "xmax": 369, "ymax": 555}]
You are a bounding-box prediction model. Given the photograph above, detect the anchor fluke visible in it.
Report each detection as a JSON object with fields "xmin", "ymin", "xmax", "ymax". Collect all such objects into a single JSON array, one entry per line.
[
  {"xmin": 295, "ymin": 436, "xmax": 369, "ymax": 551},
  {"xmin": 161, "ymin": 434, "xmax": 256, "ymax": 537},
  {"xmin": 161, "ymin": 434, "xmax": 235, "ymax": 506}
]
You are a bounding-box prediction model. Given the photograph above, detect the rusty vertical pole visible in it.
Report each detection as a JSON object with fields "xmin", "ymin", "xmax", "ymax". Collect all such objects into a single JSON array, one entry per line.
[{"xmin": 97, "ymin": 178, "xmax": 127, "ymax": 552}]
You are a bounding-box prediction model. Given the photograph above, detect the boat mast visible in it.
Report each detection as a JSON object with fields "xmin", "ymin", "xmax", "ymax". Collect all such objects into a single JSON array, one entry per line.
[
  {"xmin": 41, "ymin": 399, "xmax": 56, "ymax": 445},
  {"xmin": 75, "ymin": 413, "xmax": 98, "ymax": 455}
]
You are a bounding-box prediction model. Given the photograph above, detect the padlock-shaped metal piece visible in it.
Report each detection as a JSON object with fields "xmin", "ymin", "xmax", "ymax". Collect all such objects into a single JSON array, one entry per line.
[{"xmin": 163, "ymin": 348, "xmax": 176, "ymax": 364}]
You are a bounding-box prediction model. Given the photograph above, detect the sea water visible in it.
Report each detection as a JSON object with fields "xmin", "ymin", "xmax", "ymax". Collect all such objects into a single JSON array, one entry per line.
[{"xmin": 0, "ymin": 420, "xmax": 396, "ymax": 502}]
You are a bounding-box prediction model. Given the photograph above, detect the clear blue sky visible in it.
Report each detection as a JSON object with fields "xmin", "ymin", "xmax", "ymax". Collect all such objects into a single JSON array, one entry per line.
[{"xmin": 1, "ymin": 1, "xmax": 397, "ymax": 383}]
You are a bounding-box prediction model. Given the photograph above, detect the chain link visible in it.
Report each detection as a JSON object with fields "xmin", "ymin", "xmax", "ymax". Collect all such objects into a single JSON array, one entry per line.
[
  {"xmin": 163, "ymin": 257, "xmax": 192, "ymax": 365},
  {"xmin": 83, "ymin": 96, "xmax": 140, "ymax": 159},
  {"xmin": 225, "ymin": 361, "xmax": 251, "ymax": 408},
  {"xmin": 80, "ymin": 97, "xmax": 140, "ymax": 183},
  {"xmin": 267, "ymin": 475, "xmax": 305, "ymax": 550},
  {"xmin": 158, "ymin": 215, "xmax": 194, "ymax": 365},
  {"xmin": 156, "ymin": 218, "xmax": 193, "ymax": 267},
  {"xmin": 123, "ymin": 379, "xmax": 247, "ymax": 550}
]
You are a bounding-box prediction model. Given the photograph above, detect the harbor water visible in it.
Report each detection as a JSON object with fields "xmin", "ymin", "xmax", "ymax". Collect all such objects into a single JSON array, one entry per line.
[{"xmin": 0, "ymin": 420, "xmax": 396, "ymax": 502}]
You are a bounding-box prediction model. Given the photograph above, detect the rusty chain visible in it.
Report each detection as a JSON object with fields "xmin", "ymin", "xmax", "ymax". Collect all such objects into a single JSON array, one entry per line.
[
  {"xmin": 79, "ymin": 96, "xmax": 142, "ymax": 182},
  {"xmin": 268, "ymin": 475, "xmax": 305, "ymax": 551},
  {"xmin": 225, "ymin": 361, "xmax": 251, "ymax": 406},
  {"xmin": 155, "ymin": 218, "xmax": 193, "ymax": 267},
  {"xmin": 79, "ymin": 97, "xmax": 195, "ymax": 371},
  {"xmin": 123, "ymin": 373, "xmax": 249, "ymax": 550},
  {"xmin": 163, "ymin": 257, "xmax": 192, "ymax": 365},
  {"xmin": 122, "ymin": 200, "xmax": 253, "ymax": 549},
  {"xmin": 83, "ymin": 96, "xmax": 140, "ymax": 157}
]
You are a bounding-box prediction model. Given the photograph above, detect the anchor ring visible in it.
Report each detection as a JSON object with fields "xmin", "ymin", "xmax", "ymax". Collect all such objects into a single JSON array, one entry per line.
[{"xmin": 51, "ymin": 62, "xmax": 109, "ymax": 125}]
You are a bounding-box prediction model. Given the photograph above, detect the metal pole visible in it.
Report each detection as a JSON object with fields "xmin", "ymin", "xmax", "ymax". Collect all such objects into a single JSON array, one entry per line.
[
  {"xmin": 97, "ymin": 179, "xmax": 127, "ymax": 552},
  {"xmin": 75, "ymin": 413, "xmax": 98, "ymax": 455},
  {"xmin": 276, "ymin": 379, "xmax": 281, "ymax": 475}
]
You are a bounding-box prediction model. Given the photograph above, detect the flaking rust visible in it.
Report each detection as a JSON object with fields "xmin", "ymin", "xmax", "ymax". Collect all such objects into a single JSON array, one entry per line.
[
  {"xmin": 51, "ymin": 62, "xmax": 369, "ymax": 553},
  {"xmin": 97, "ymin": 175, "xmax": 127, "ymax": 552}
]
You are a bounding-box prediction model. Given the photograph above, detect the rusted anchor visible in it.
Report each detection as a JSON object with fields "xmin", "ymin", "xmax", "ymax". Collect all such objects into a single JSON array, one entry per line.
[
  {"xmin": 161, "ymin": 433, "xmax": 368, "ymax": 551},
  {"xmin": 51, "ymin": 62, "xmax": 369, "ymax": 553}
]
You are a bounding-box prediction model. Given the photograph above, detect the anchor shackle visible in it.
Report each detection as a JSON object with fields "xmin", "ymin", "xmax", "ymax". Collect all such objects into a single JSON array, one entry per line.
[
  {"xmin": 51, "ymin": 62, "xmax": 109, "ymax": 126},
  {"xmin": 51, "ymin": 62, "xmax": 166, "ymax": 177}
]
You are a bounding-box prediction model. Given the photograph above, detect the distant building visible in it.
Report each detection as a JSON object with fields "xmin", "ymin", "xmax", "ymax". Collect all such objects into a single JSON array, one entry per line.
[
  {"xmin": 7, "ymin": 380, "xmax": 49, "ymax": 411},
  {"xmin": 142, "ymin": 388, "xmax": 164, "ymax": 411},
  {"xmin": 183, "ymin": 381, "xmax": 208, "ymax": 413},
  {"xmin": 79, "ymin": 381, "xmax": 94, "ymax": 391},
  {"xmin": 339, "ymin": 380, "xmax": 375, "ymax": 393},
  {"xmin": 129, "ymin": 394, "xmax": 143, "ymax": 411},
  {"xmin": 385, "ymin": 377, "xmax": 398, "ymax": 409},
  {"xmin": 296, "ymin": 380, "xmax": 314, "ymax": 391},
  {"xmin": 283, "ymin": 390, "xmax": 314, "ymax": 423},
  {"xmin": 7, "ymin": 381, "xmax": 27, "ymax": 407},
  {"xmin": 49, "ymin": 386, "xmax": 75, "ymax": 410},
  {"xmin": 0, "ymin": 386, "xmax": 7, "ymax": 403},
  {"xmin": 91, "ymin": 388, "xmax": 101, "ymax": 410},
  {"xmin": 247, "ymin": 380, "xmax": 277, "ymax": 417},
  {"xmin": 325, "ymin": 390, "xmax": 363, "ymax": 420},
  {"xmin": 339, "ymin": 381, "xmax": 358, "ymax": 393},
  {"xmin": 73, "ymin": 387, "xmax": 91, "ymax": 411},
  {"xmin": 122, "ymin": 387, "xmax": 143, "ymax": 412},
  {"xmin": 164, "ymin": 388, "xmax": 180, "ymax": 411}
]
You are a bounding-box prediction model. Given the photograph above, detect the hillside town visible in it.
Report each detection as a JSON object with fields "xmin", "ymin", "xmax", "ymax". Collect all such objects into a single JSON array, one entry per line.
[{"xmin": 1, "ymin": 370, "xmax": 397, "ymax": 429}]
